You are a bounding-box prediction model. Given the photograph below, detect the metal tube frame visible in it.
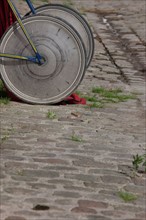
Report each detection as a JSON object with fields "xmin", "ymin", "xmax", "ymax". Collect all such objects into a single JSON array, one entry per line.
[{"xmin": 0, "ymin": 0, "xmax": 42, "ymax": 64}]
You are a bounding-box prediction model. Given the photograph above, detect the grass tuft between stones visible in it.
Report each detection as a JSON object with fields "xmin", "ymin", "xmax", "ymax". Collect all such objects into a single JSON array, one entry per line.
[
  {"xmin": 118, "ymin": 191, "xmax": 138, "ymax": 202},
  {"xmin": 132, "ymin": 153, "xmax": 146, "ymax": 173},
  {"xmin": 0, "ymin": 80, "xmax": 10, "ymax": 105},
  {"xmin": 92, "ymin": 87, "xmax": 136, "ymax": 102},
  {"xmin": 71, "ymin": 134, "xmax": 83, "ymax": 142},
  {"xmin": 63, "ymin": 0, "xmax": 74, "ymax": 7},
  {"xmin": 76, "ymin": 87, "xmax": 137, "ymax": 108},
  {"xmin": 47, "ymin": 110, "xmax": 56, "ymax": 119}
]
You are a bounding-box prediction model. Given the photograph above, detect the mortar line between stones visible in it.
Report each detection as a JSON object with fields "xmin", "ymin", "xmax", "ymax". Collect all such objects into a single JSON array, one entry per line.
[
  {"xmin": 100, "ymin": 15, "xmax": 146, "ymax": 75},
  {"xmin": 93, "ymin": 27, "xmax": 130, "ymax": 85}
]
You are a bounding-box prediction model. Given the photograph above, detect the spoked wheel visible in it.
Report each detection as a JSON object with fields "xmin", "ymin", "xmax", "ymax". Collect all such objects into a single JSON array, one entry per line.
[
  {"xmin": 0, "ymin": 15, "xmax": 86, "ymax": 104},
  {"xmin": 26, "ymin": 4, "xmax": 94, "ymax": 68}
]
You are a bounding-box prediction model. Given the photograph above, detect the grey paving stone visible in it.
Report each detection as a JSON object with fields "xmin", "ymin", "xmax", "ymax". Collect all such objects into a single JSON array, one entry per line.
[
  {"xmin": 27, "ymin": 183, "xmax": 56, "ymax": 190},
  {"xmin": 123, "ymin": 184, "xmax": 145, "ymax": 195},
  {"xmin": 84, "ymin": 182, "xmax": 119, "ymax": 191},
  {"xmin": 14, "ymin": 210, "xmax": 41, "ymax": 217},
  {"xmin": 5, "ymin": 217, "xmax": 27, "ymax": 220},
  {"xmin": 47, "ymin": 179, "xmax": 74, "ymax": 186},
  {"xmin": 24, "ymin": 197, "xmax": 49, "ymax": 204},
  {"xmin": 64, "ymin": 186, "xmax": 95, "ymax": 193},
  {"xmin": 4, "ymin": 187, "xmax": 37, "ymax": 195},
  {"xmin": 87, "ymin": 216, "xmax": 111, "ymax": 220},
  {"xmin": 14, "ymin": 169, "xmax": 60, "ymax": 178},
  {"xmin": 64, "ymin": 174, "xmax": 101, "ymax": 182},
  {"xmin": 101, "ymin": 175, "xmax": 131, "ymax": 184},
  {"xmin": 72, "ymin": 207, "xmax": 98, "ymax": 214},
  {"xmin": 1, "ymin": 1, "xmax": 145, "ymax": 220},
  {"xmin": 53, "ymin": 191, "xmax": 81, "ymax": 198}
]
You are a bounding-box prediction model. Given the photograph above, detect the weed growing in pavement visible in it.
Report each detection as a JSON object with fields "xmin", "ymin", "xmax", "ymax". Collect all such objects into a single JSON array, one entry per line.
[
  {"xmin": 75, "ymin": 91, "xmax": 104, "ymax": 108},
  {"xmin": 47, "ymin": 110, "xmax": 56, "ymax": 119},
  {"xmin": 79, "ymin": 7, "xmax": 86, "ymax": 15},
  {"xmin": 0, "ymin": 97, "xmax": 10, "ymax": 105},
  {"xmin": 75, "ymin": 90, "xmax": 83, "ymax": 96},
  {"xmin": 16, "ymin": 170, "xmax": 24, "ymax": 176},
  {"xmin": 1, "ymin": 135, "xmax": 9, "ymax": 142},
  {"xmin": 87, "ymin": 101, "xmax": 104, "ymax": 109},
  {"xmin": 0, "ymin": 80, "xmax": 4, "ymax": 90},
  {"xmin": 63, "ymin": 0, "xmax": 74, "ymax": 7},
  {"xmin": 0, "ymin": 125, "xmax": 15, "ymax": 144},
  {"xmin": 40, "ymin": 0, "xmax": 48, "ymax": 3},
  {"xmin": 118, "ymin": 191, "xmax": 138, "ymax": 202},
  {"xmin": 71, "ymin": 134, "xmax": 83, "ymax": 142},
  {"xmin": 92, "ymin": 87, "xmax": 136, "ymax": 103},
  {"xmin": 0, "ymin": 80, "xmax": 10, "ymax": 105},
  {"xmin": 76, "ymin": 87, "xmax": 137, "ymax": 109},
  {"xmin": 0, "ymin": 132, "xmax": 10, "ymax": 144},
  {"xmin": 132, "ymin": 154, "xmax": 146, "ymax": 173},
  {"xmin": 83, "ymin": 95, "xmax": 97, "ymax": 102}
]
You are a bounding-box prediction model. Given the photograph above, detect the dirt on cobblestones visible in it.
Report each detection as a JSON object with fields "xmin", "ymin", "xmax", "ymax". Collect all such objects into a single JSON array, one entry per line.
[{"xmin": 0, "ymin": 0, "xmax": 146, "ymax": 220}]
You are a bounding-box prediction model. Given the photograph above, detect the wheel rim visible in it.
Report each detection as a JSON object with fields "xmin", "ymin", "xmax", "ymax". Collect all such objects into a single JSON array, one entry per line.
[
  {"xmin": 25, "ymin": 4, "xmax": 94, "ymax": 68},
  {"xmin": 0, "ymin": 15, "xmax": 86, "ymax": 104}
]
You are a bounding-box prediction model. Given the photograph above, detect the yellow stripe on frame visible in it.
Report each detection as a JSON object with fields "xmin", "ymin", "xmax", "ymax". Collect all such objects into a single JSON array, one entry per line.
[
  {"xmin": 7, "ymin": 0, "xmax": 38, "ymax": 54},
  {"xmin": 0, "ymin": 53, "xmax": 28, "ymax": 60}
]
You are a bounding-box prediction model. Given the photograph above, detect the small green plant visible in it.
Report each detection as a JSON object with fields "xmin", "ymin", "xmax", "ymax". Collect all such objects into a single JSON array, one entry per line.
[
  {"xmin": 0, "ymin": 97, "xmax": 10, "ymax": 105},
  {"xmin": 47, "ymin": 111, "xmax": 56, "ymax": 119},
  {"xmin": 92, "ymin": 87, "xmax": 122, "ymax": 94},
  {"xmin": 41, "ymin": 0, "xmax": 48, "ymax": 3},
  {"xmin": 0, "ymin": 80, "xmax": 10, "ymax": 104},
  {"xmin": 79, "ymin": 7, "xmax": 86, "ymax": 15},
  {"xmin": 83, "ymin": 95, "xmax": 97, "ymax": 102},
  {"xmin": 87, "ymin": 101, "xmax": 104, "ymax": 109},
  {"xmin": 71, "ymin": 134, "xmax": 83, "ymax": 142},
  {"xmin": 1, "ymin": 135, "xmax": 9, "ymax": 142},
  {"xmin": 77, "ymin": 87, "xmax": 137, "ymax": 109},
  {"xmin": 0, "ymin": 80, "xmax": 4, "ymax": 90},
  {"xmin": 0, "ymin": 125, "xmax": 15, "ymax": 144},
  {"xmin": 63, "ymin": 0, "xmax": 74, "ymax": 7},
  {"xmin": 0, "ymin": 133, "xmax": 10, "ymax": 143},
  {"xmin": 16, "ymin": 170, "xmax": 24, "ymax": 176},
  {"xmin": 118, "ymin": 191, "xmax": 138, "ymax": 202},
  {"xmin": 132, "ymin": 154, "xmax": 146, "ymax": 172},
  {"xmin": 75, "ymin": 90, "xmax": 83, "ymax": 96},
  {"xmin": 92, "ymin": 87, "xmax": 136, "ymax": 103}
]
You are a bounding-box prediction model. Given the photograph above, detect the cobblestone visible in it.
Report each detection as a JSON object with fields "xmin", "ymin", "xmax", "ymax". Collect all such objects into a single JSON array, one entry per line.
[
  {"xmin": 0, "ymin": 0, "xmax": 146, "ymax": 220},
  {"xmin": 5, "ymin": 217, "xmax": 27, "ymax": 220},
  {"xmin": 71, "ymin": 207, "xmax": 97, "ymax": 214}
]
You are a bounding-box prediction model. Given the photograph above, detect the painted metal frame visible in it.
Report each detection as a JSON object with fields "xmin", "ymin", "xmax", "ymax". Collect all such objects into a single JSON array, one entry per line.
[{"xmin": 0, "ymin": 0, "xmax": 42, "ymax": 64}]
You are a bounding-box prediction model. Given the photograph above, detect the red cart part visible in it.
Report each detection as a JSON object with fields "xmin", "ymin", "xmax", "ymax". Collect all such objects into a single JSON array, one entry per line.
[
  {"xmin": 6, "ymin": 89, "xmax": 86, "ymax": 105},
  {"xmin": 0, "ymin": 0, "xmax": 16, "ymax": 39},
  {"xmin": 60, "ymin": 94, "xmax": 86, "ymax": 105}
]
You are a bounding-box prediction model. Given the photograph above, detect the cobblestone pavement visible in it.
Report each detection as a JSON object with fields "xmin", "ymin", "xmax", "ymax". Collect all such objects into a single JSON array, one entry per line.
[{"xmin": 0, "ymin": 0, "xmax": 146, "ymax": 220}]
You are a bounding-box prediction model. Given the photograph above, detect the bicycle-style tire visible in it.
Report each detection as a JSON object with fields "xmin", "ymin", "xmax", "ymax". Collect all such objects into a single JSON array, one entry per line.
[
  {"xmin": 26, "ymin": 4, "xmax": 94, "ymax": 68},
  {"xmin": 0, "ymin": 15, "xmax": 86, "ymax": 104}
]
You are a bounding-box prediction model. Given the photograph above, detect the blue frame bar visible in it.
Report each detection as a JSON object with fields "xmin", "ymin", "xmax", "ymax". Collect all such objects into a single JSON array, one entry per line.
[
  {"xmin": 0, "ymin": 53, "xmax": 40, "ymax": 63},
  {"xmin": 25, "ymin": 0, "xmax": 36, "ymax": 14},
  {"xmin": 6, "ymin": 0, "xmax": 42, "ymax": 64},
  {"xmin": 0, "ymin": 0, "xmax": 42, "ymax": 64}
]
